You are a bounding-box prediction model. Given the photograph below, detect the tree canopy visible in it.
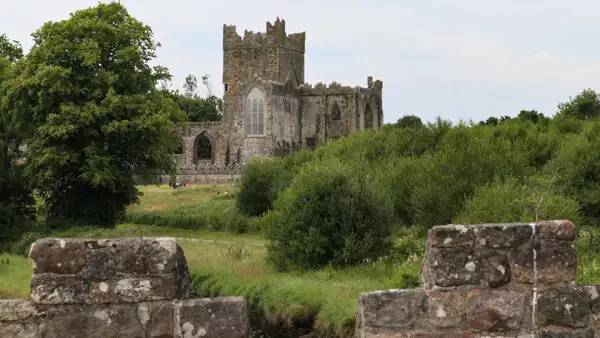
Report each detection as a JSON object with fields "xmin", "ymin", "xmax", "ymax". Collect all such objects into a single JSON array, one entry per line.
[{"xmin": 3, "ymin": 2, "xmax": 184, "ymax": 227}]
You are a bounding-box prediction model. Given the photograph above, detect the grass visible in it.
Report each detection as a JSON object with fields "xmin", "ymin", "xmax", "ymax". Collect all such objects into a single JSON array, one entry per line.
[
  {"xmin": 3, "ymin": 184, "xmax": 600, "ymax": 336},
  {"xmin": 129, "ymin": 184, "xmax": 235, "ymax": 212},
  {"xmin": 0, "ymin": 254, "xmax": 31, "ymax": 299}
]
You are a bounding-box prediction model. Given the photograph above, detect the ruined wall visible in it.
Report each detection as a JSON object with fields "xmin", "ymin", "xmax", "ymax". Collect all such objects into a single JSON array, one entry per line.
[
  {"xmin": 168, "ymin": 18, "xmax": 384, "ymax": 182},
  {"xmin": 356, "ymin": 220, "xmax": 599, "ymax": 337},
  {"xmin": 299, "ymin": 77, "xmax": 384, "ymax": 144},
  {"xmin": 0, "ymin": 237, "xmax": 250, "ymax": 338}
]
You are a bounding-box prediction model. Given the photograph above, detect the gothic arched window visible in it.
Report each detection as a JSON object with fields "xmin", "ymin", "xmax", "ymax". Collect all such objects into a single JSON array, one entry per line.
[
  {"xmin": 332, "ymin": 101, "xmax": 341, "ymax": 120},
  {"xmin": 245, "ymin": 87, "xmax": 266, "ymax": 136}
]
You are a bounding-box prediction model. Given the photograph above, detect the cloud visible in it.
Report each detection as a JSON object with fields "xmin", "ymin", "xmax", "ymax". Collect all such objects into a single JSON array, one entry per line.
[{"xmin": 2, "ymin": 0, "xmax": 600, "ymax": 123}]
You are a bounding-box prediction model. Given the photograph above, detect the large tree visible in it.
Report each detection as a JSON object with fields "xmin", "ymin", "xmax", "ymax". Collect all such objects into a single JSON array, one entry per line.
[
  {"xmin": 5, "ymin": 2, "xmax": 184, "ymax": 228},
  {"xmin": 557, "ymin": 88, "xmax": 600, "ymax": 120},
  {"xmin": 0, "ymin": 34, "xmax": 36, "ymax": 241}
]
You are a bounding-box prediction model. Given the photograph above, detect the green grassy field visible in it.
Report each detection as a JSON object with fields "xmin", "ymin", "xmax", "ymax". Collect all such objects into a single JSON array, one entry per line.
[{"xmin": 2, "ymin": 184, "xmax": 600, "ymax": 336}]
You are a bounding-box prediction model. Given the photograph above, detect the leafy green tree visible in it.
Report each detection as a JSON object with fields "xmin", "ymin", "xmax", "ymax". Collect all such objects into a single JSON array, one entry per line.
[
  {"xmin": 264, "ymin": 158, "xmax": 394, "ymax": 271},
  {"xmin": 5, "ymin": 3, "xmax": 183, "ymax": 228},
  {"xmin": 557, "ymin": 88, "xmax": 600, "ymax": 120},
  {"xmin": 183, "ymin": 74, "xmax": 198, "ymax": 99},
  {"xmin": 395, "ymin": 114, "xmax": 423, "ymax": 129},
  {"xmin": 517, "ymin": 110, "xmax": 549, "ymax": 124},
  {"xmin": 479, "ymin": 116, "xmax": 499, "ymax": 126},
  {"xmin": 0, "ymin": 34, "xmax": 36, "ymax": 242}
]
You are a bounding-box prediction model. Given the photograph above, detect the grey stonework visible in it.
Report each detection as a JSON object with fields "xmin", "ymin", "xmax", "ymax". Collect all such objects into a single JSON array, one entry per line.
[
  {"xmin": 173, "ymin": 18, "xmax": 384, "ymax": 184},
  {"xmin": 357, "ymin": 220, "xmax": 600, "ymax": 338},
  {"xmin": 0, "ymin": 237, "xmax": 250, "ymax": 337}
]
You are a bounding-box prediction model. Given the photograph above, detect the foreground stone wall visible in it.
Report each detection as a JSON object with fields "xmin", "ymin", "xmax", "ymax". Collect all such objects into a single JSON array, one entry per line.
[
  {"xmin": 0, "ymin": 237, "xmax": 250, "ymax": 338},
  {"xmin": 357, "ymin": 220, "xmax": 599, "ymax": 337}
]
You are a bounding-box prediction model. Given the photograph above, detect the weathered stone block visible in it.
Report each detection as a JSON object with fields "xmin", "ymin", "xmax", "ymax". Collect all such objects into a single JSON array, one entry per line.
[
  {"xmin": 586, "ymin": 285, "xmax": 600, "ymax": 313},
  {"xmin": 481, "ymin": 251, "xmax": 512, "ymax": 288},
  {"xmin": 411, "ymin": 332, "xmax": 474, "ymax": 338},
  {"xmin": 513, "ymin": 244, "xmax": 535, "ymax": 284},
  {"xmin": 0, "ymin": 300, "xmax": 38, "ymax": 322},
  {"xmin": 0, "ymin": 322, "xmax": 39, "ymax": 338},
  {"xmin": 538, "ymin": 328, "xmax": 594, "ymax": 338},
  {"xmin": 464, "ymin": 290, "xmax": 526, "ymax": 331},
  {"xmin": 425, "ymin": 247, "xmax": 483, "ymax": 287},
  {"xmin": 536, "ymin": 286, "xmax": 590, "ymax": 328},
  {"xmin": 475, "ymin": 223, "xmax": 533, "ymax": 248},
  {"xmin": 31, "ymin": 274, "xmax": 187, "ymax": 305},
  {"xmin": 39, "ymin": 304, "xmax": 146, "ymax": 338},
  {"xmin": 136, "ymin": 301, "xmax": 174, "ymax": 337},
  {"xmin": 428, "ymin": 224, "xmax": 475, "ymax": 248},
  {"xmin": 537, "ymin": 220, "xmax": 576, "ymax": 241},
  {"xmin": 29, "ymin": 238, "xmax": 87, "ymax": 274},
  {"xmin": 358, "ymin": 289, "xmax": 427, "ymax": 330},
  {"xmin": 358, "ymin": 329, "xmax": 410, "ymax": 338},
  {"xmin": 427, "ymin": 290, "xmax": 465, "ymax": 328},
  {"xmin": 29, "ymin": 237, "xmax": 191, "ymax": 305},
  {"xmin": 535, "ymin": 240, "xmax": 577, "ymax": 284},
  {"xmin": 174, "ymin": 297, "xmax": 250, "ymax": 338}
]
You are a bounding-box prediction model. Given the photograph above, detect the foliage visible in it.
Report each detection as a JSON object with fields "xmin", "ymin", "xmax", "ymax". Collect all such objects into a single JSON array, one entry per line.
[
  {"xmin": 455, "ymin": 175, "xmax": 581, "ymax": 225},
  {"xmin": 264, "ymin": 158, "xmax": 395, "ymax": 271},
  {"xmin": 557, "ymin": 88, "xmax": 600, "ymax": 121},
  {"xmin": 162, "ymin": 73, "xmax": 223, "ymax": 122},
  {"xmin": 4, "ymin": 3, "xmax": 184, "ymax": 228},
  {"xmin": 236, "ymin": 157, "xmax": 294, "ymax": 217},
  {"xmin": 395, "ymin": 114, "xmax": 423, "ymax": 129},
  {"xmin": 0, "ymin": 34, "xmax": 36, "ymax": 242}
]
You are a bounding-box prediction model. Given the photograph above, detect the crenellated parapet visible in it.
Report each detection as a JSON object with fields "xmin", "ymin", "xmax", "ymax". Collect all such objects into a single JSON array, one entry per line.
[
  {"xmin": 176, "ymin": 163, "xmax": 245, "ymax": 175},
  {"xmin": 299, "ymin": 77, "xmax": 383, "ymax": 97},
  {"xmin": 223, "ymin": 17, "xmax": 305, "ymax": 53}
]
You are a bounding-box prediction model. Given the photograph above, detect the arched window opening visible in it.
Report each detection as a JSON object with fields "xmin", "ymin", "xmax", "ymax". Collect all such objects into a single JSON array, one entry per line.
[
  {"xmin": 195, "ymin": 132, "xmax": 212, "ymax": 164},
  {"xmin": 332, "ymin": 101, "xmax": 341, "ymax": 121},
  {"xmin": 245, "ymin": 87, "xmax": 266, "ymax": 136},
  {"xmin": 364, "ymin": 104, "xmax": 374, "ymax": 129}
]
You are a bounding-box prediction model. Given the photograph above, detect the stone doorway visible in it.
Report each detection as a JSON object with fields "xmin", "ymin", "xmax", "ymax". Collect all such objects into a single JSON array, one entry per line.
[{"xmin": 194, "ymin": 132, "xmax": 213, "ymax": 165}]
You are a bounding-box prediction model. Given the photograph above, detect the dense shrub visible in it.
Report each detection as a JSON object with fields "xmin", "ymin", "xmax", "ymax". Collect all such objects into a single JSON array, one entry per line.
[
  {"xmin": 551, "ymin": 123, "xmax": 600, "ymax": 224},
  {"xmin": 455, "ymin": 175, "xmax": 581, "ymax": 225},
  {"xmin": 236, "ymin": 158, "xmax": 293, "ymax": 217},
  {"xmin": 0, "ymin": 165, "xmax": 36, "ymax": 245},
  {"xmin": 264, "ymin": 158, "xmax": 395, "ymax": 271}
]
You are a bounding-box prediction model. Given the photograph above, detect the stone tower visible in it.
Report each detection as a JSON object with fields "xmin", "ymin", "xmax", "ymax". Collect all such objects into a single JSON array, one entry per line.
[
  {"xmin": 220, "ymin": 18, "xmax": 306, "ymax": 162},
  {"xmin": 165, "ymin": 18, "xmax": 384, "ymax": 185}
]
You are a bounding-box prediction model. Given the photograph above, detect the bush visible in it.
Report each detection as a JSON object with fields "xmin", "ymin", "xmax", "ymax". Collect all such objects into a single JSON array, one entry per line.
[
  {"xmin": 454, "ymin": 175, "xmax": 581, "ymax": 225},
  {"xmin": 264, "ymin": 158, "xmax": 395, "ymax": 271},
  {"xmin": 0, "ymin": 165, "xmax": 36, "ymax": 245},
  {"xmin": 236, "ymin": 158, "xmax": 293, "ymax": 217}
]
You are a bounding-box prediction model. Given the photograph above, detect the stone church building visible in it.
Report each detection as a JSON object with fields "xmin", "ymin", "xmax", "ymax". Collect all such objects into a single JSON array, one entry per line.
[{"xmin": 172, "ymin": 18, "xmax": 384, "ymax": 183}]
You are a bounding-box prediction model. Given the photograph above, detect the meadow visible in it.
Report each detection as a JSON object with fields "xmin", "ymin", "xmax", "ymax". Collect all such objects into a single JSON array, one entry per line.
[{"xmin": 2, "ymin": 183, "xmax": 600, "ymax": 336}]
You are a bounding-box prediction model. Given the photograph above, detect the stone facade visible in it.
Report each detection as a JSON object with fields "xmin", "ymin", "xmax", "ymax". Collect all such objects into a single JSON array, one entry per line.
[
  {"xmin": 0, "ymin": 237, "xmax": 250, "ymax": 338},
  {"xmin": 357, "ymin": 220, "xmax": 600, "ymax": 337},
  {"xmin": 172, "ymin": 17, "xmax": 384, "ymax": 184}
]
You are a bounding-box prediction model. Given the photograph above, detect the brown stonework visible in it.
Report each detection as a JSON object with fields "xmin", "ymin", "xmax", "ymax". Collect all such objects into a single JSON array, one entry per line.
[
  {"xmin": 0, "ymin": 237, "xmax": 250, "ymax": 337},
  {"xmin": 357, "ymin": 221, "xmax": 600, "ymax": 338}
]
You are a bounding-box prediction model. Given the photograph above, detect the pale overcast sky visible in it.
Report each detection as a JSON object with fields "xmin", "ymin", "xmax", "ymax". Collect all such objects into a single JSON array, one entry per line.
[{"xmin": 2, "ymin": 0, "xmax": 600, "ymax": 124}]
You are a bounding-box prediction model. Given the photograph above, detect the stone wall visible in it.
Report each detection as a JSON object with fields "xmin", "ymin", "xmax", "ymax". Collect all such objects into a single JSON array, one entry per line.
[
  {"xmin": 356, "ymin": 220, "xmax": 599, "ymax": 337},
  {"xmin": 0, "ymin": 237, "xmax": 250, "ymax": 338}
]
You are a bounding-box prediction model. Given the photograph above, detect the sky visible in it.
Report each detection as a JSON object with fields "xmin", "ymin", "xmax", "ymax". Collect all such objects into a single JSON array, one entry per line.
[{"xmin": 3, "ymin": 0, "xmax": 600, "ymax": 124}]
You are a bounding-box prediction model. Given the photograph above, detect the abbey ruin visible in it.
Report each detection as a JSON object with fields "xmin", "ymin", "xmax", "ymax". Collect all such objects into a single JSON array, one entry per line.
[{"xmin": 171, "ymin": 18, "xmax": 384, "ymax": 184}]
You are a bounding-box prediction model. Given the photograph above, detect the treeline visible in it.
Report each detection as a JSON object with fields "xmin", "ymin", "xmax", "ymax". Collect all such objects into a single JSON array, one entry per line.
[
  {"xmin": 236, "ymin": 88, "xmax": 600, "ymax": 271},
  {"xmin": 0, "ymin": 2, "xmax": 221, "ymax": 244}
]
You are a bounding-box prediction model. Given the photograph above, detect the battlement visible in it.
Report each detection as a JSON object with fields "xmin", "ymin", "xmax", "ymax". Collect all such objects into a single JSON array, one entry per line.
[
  {"xmin": 223, "ymin": 17, "xmax": 305, "ymax": 53},
  {"xmin": 299, "ymin": 77, "xmax": 383, "ymax": 96}
]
